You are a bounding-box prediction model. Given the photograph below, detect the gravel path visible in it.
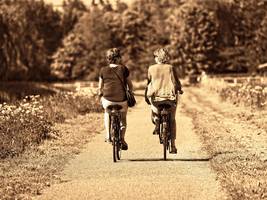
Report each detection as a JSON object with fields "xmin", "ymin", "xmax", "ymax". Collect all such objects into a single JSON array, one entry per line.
[{"xmin": 35, "ymin": 94, "xmax": 226, "ymax": 200}]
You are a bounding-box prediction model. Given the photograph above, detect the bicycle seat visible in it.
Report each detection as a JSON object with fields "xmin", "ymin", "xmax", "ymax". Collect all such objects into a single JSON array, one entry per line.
[{"xmin": 107, "ymin": 105, "xmax": 123, "ymax": 111}]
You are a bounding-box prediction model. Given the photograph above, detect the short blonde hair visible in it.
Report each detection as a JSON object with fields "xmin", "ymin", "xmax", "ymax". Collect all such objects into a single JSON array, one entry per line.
[{"xmin": 153, "ymin": 48, "xmax": 170, "ymax": 64}]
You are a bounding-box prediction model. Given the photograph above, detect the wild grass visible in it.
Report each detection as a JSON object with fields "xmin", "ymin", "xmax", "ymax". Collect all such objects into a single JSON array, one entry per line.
[
  {"xmin": 0, "ymin": 91, "xmax": 102, "ymax": 159},
  {"xmin": 202, "ymin": 77, "xmax": 267, "ymax": 109},
  {"xmin": 220, "ymin": 84, "xmax": 267, "ymax": 109}
]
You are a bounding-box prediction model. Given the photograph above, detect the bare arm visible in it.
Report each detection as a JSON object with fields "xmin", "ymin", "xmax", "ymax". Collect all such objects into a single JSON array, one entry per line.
[
  {"xmin": 145, "ymin": 68, "xmax": 151, "ymax": 104},
  {"xmin": 98, "ymin": 77, "xmax": 104, "ymax": 96}
]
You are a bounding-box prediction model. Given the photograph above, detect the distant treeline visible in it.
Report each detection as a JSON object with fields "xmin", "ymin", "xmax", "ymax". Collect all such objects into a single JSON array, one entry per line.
[{"xmin": 1, "ymin": 0, "xmax": 267, "ymax": 81}]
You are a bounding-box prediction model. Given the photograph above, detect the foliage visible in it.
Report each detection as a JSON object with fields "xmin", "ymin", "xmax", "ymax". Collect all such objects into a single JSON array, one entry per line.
[
  {"xmin": 0, "ymin": 96, "xmax": 53, "ymax": 159},
  {"xmin": 51, "ymin": 33, "xmax": 89, "ymax": 80},
  {"xmin": 1, "ymin": 0, "xmax": 267, "ymax": 81},
  {"xmin": 255, "ymin": 14, "xmax": 267, "ymax": 64},
  {"xmin": 0, "ymin": 90, "xmax": 102, "ymax": 159},
  {"xmin": 56, "ymin": 0, "xmax": 180, "ymax": 80},
  {"xmin": 220, "ymin": 84, "xmax": 267, "ymax": 109},
  {"xmin": 0, "ymin": 0, "xmax": 63, "ymax": 80},
  {"xmin": 168, "ymin": 0, "xmax": 221, "ymax": 75},
  {"xmin": 51, "ymin": 4, "xmax": 114, "ymax": 81},
  {"xmin": 202, "ymin": 77, "xmax": 267, "ymax": 109},
  {"xmin": 120, "ymin": 0, "xmax": 175, "ymax": 79},
  {"xmin": 61, "ymin": 0, "xmax": 87, "ymax": 36},
  {"xmin": 217, "ymin": 0, "xmax": 267, "ymax": 73}
]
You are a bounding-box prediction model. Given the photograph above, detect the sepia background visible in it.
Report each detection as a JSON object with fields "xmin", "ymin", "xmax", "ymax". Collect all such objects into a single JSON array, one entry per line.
[{"xmin": 0, "ymin": 0, "xmax": 266, "ymax": 200}]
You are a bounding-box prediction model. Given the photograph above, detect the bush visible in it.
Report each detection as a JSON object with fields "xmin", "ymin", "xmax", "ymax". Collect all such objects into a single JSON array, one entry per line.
[
  {"xmin": 41, "ymin": 91, "xmax": 102, "ymax": 122},
  {"xmin": 220, "ymin": 84, "xmax": 267, "ymax": 109},
  {"xmin": 0, "ymin": 96, "xmax": 53, "ymax": 158},
  {"xmin": 0, "ymin": 90, "xmax": 102, "ymax": 159}
]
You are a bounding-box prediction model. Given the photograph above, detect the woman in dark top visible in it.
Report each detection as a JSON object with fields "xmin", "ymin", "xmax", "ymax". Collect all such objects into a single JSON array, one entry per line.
[{"xmin": 98, "ymin": 48, "xmax": 133, "ymax": 150}]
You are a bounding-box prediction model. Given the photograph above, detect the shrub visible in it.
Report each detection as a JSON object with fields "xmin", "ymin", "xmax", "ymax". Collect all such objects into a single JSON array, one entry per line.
[
  {"xmin": 202, "ymin": 77, "xmax": 267, "ymax": 109},
  {"xmin": 0, "ymin": 96, "xmax": 53, "ymax": 158},
  {"xmin": 0, "ymin": 90, "xmax": 102, "ymax": 159},
  {"xmin": 220, "ymin": 84, "xmax": 267, "ymax": 109}
]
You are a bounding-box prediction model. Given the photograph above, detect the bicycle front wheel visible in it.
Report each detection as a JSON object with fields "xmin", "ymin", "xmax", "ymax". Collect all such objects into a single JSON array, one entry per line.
[
  {"xmin": 116, "ymin": 141, "xmax": 121, "ymax": 160},
  {"xmin": 162, "ymin": 121, "xmax": 168, "ymax": 160},
  {"xmin": 163, "ymin": 137, "xmax": 167, "ymax": 160},
  {"xmin": 113, "ymin": 139, "xmax": 117, "ymax": 163}
]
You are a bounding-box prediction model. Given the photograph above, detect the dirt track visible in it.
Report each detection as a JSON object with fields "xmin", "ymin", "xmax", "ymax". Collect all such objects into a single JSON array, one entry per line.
[{"xmin": 35, "ymin": 91, "xmax": 227, "ymax": 200}]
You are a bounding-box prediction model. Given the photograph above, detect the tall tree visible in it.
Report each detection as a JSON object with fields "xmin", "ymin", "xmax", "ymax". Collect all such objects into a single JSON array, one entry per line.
[{"xmin": 168, "ymin": 0, "xmax": 221, "ymax": 74}]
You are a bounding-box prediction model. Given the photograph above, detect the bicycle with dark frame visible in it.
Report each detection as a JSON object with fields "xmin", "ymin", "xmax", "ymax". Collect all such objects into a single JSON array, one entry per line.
[
  {"xmin": 152, "ymin": 92, "xmax": 182, "ymax": 160},
  {"xmin": 154, "ymin": 101, "xmax": 172, "ymax": 160},
  {"xmin": 107, "ymin": 104, "xmax": 124, "ymax": 162}
]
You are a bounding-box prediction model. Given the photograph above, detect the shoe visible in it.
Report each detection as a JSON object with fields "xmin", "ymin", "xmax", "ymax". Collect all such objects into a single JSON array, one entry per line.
[
  {"xmin": 121, "ymin": 140, "xmax": 128, "ymax": 150},
  {"xmin": 105, "ymin": 138, "xmax": 112, "ymax": 143},
  {"xmin": 170, "ymin": 146, "xmax": 177, "ymax": 154}
]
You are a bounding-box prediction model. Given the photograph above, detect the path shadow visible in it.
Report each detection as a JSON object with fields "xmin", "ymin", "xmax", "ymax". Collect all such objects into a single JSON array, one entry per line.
[{"xmin": 127, "ymin": 157, "xmax": 211, "ymax": 162}]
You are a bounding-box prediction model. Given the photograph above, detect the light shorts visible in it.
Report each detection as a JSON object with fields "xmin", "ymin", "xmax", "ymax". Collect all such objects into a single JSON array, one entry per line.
[
  {"xmin": 101, "ymin": 97, "xmax": 128, "ymax": 112},
  {"xmin": 149, "ymin": 97, "xmax": 177, "ymax": 114}
]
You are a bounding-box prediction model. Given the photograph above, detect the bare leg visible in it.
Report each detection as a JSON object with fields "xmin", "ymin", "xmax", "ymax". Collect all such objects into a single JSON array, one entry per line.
[
  {"xmin": 170, "ymin": 105, "xmax": 177, "ymax": 153},
  {"xmin": 120, "ymin": 112, "xmax": 128, "ymax": 150},
  {"xmin": 104, "ymin": 112, "xmax": 110, "ymax": 140},
  {"xmin": 120, "ymin": 112, "xmax": 127, "ymax": 140}
]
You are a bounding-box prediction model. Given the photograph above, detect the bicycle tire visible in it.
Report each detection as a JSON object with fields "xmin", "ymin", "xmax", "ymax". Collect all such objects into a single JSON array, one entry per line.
[
  {"xmin": 163, "ymin": 121, "xmax": 168, "ymax": 160},
  {"xmin": 163, "ymin": 136, "xmax": 167, "ymax": 160},
  {"xmin": 116, "ymin": 141, "xmax": 121, "ymax": 160},
  {"xmin": 113, "ymin": 139, "xmax": 117, "ymax": 163}
]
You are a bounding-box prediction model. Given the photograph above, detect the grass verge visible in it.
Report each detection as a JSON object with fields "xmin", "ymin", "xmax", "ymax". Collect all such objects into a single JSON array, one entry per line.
[
  {"xmin": 0, "ymin": 113, "xmax": 103, "ymax": 200},
  {"xmin": 183, "ymin": 88, "xmax": 267, "ymax": 200},
  {"xmin": 0, "ymin": 92, "xmax": 102, "ymax": 159},
  {"xmin": 0, "ymin": 89, "xmax": 103, "ymax": 199}
]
